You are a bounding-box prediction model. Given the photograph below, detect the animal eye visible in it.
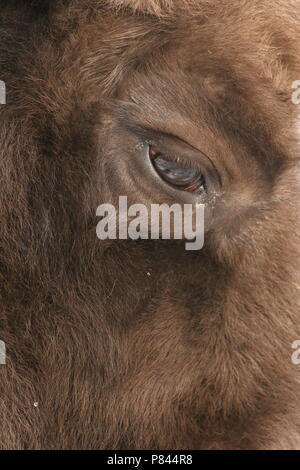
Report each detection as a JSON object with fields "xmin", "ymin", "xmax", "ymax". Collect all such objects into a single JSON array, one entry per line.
[{"xmin": 149, "ymin": 146, "xmax": 205, "ymax": 193}]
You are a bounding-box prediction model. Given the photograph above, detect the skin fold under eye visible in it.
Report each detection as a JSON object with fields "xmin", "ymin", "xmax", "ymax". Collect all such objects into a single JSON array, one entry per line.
[{"xmin": 149, "ymin": 145, "xmax": 205, "ymax": 193}]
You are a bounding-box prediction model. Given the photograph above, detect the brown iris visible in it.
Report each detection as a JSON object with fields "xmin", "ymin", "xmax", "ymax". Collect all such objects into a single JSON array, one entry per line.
[{"xmin": 149, "ymin": 146, "xmax": 205, "ymax": 193}]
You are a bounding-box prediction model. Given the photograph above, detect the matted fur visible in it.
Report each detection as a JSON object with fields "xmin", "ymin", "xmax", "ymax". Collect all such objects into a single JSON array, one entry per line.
[{"xmin": 0, "ymin": 0, "xmax": 300, "ymax": 450}]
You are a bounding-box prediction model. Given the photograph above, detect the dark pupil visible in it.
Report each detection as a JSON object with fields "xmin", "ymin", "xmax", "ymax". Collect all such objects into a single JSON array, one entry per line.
[{"xmin": 150, "ymin": 150, "xmax": 204, "ymax": 193}]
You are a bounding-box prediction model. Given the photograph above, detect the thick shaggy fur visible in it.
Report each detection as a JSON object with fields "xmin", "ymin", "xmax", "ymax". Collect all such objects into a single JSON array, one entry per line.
[{"xmin": 0, "ymin": 0, "xmax": 300, "ymax": 449}]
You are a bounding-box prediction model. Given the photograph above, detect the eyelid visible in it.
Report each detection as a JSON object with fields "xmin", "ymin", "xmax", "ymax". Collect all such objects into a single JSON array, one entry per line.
[
  {"xmin": 119, "ymin": 109, "xmax": 216, "ymax": 167},
  {"xmin": 133, "ymin": 125, "xmax": 213, "ymax": 167},
  {"xmin": 147, "ymin": 144, "xmax": 201, "ymax": 172},
  {"xmin": 144, "ymin": 134, "xmax": 211, "ymax": 175}
]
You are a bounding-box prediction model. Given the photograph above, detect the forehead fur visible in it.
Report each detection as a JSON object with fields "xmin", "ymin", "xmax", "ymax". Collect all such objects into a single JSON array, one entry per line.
[
  {"xmin": 105, "ymin": 0, "xmax": 300, "ymax": 18},
  {"xmin": 105, "ymin": 0, "xmax": 197, "ymax": 15}
]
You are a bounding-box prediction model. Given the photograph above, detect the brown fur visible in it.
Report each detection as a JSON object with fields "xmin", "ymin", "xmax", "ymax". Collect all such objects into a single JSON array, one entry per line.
[{"xmin": 0, "ymin": 0, "xmax": 300, "ymax": 449}]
